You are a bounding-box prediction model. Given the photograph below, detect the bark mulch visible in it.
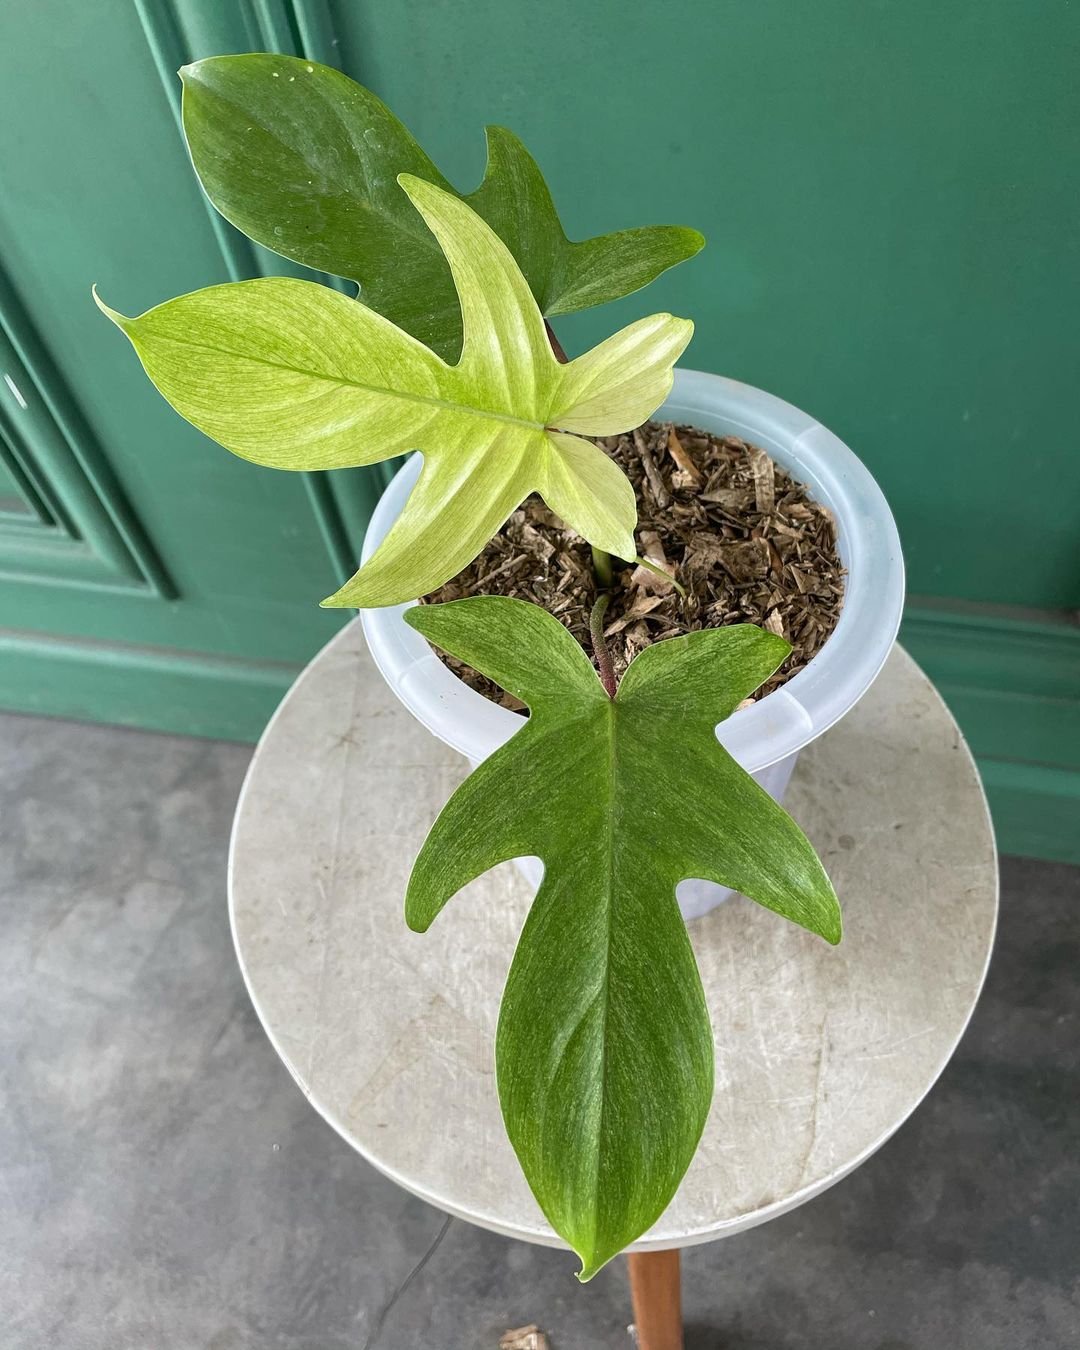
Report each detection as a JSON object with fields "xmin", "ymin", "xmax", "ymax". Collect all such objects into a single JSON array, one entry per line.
[{"xmin": 423, "ymin": 420, "xmax": 845, "ymax": 712}]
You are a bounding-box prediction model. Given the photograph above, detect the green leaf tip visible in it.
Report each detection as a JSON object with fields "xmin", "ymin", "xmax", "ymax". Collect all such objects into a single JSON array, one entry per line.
[
  {"xmin": 575, "ymin": 1254, "xmax": 610, "ymax": 1283},
  {"xmin": 179, "ymin": 52, "xmax": 704, "ymax": 359},
  {"xmin": 91, "ymin": 284, "xmax": 126, "ymax": 330},
  {"xmin": 404, "ymin": 597, "xmax": 841, "ymax": 1267}
]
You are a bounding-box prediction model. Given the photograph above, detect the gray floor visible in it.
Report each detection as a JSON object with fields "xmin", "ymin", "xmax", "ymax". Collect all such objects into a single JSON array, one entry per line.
[{"xmin": 0, "ymin": 711, "xmax": 1076, "ymax": 1350}]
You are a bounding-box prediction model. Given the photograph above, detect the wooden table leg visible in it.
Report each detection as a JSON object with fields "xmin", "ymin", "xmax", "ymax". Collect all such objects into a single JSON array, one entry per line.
[{"xmin": 626, "ymin": 1249, "xmax": 682, "ymax": 1350}]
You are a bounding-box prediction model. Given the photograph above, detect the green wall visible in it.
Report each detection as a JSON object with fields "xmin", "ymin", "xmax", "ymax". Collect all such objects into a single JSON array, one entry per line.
[{"xmin": 0, "ymin": 1, "xmax": 1076, "ymax": 860}]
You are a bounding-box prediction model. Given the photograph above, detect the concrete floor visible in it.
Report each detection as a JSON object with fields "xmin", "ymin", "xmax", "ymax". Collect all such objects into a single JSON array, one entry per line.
[{"xmin": 0, "ymin": 710, "xmax": 1077, "ymax": 1350}]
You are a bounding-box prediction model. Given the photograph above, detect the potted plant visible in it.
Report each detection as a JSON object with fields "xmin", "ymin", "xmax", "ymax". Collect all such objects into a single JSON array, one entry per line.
[{"xmin": 97, "ymin": 53, "xmax": 903, "ymax": 1280}]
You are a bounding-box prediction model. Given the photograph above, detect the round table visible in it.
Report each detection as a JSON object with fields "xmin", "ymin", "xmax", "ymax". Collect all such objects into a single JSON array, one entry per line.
[{"xmin": 229, "ymin": 622, "xmax": 998, "ymax": 1348}]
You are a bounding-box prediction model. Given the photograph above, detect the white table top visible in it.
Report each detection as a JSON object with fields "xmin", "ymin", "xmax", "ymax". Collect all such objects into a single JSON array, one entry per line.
[{"xmin": 229, "ymin": 621, "xmax": 997, "ymax": 1254}]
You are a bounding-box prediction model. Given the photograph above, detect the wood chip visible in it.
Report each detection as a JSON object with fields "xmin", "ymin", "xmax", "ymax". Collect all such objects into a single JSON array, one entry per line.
[
  {"xmin": 638, "ymin": 528, "xmax": 668, "ymax": 567},
  {"xmin": 630, "ymin": 566, "xmax": 675, "ymax": 594},
  {"xmin": 424, "ymin": 418, "xmax": 844, "ymax": 706},
  {"xmin": 750, "ymin": 445, "xmax": 775, "ymax": 512},
  {"xmin": 604, "ymin": 592, "xmax": 666, "ymax": 635},
  {"xmin": 665, "ymin": 423, "xmax": 703, "ymax": 486},
  {"xmin": 689, "ymin": 537, "xmax": 769, "ymax": 582},
  {"xmin": 525, "ymin": 502, "xmax": 564, "ymax": 530},
  {"xmin": 630, "ymin": 528, "xmax": 676, "ymax": 593},
  {"xmin": 700, "ymin": 486, "xmax": 754, "ymax": 513},
  {"xmin": 789, "ymin": 564, "xmax": 816, "ymax": 594},
  {"xmin": 500, "ymin": 1327, "xmax": 550, "ymax": 1350},
  {"xmin": 634, "ymin": 426, "xmax": 671, "ymax": 509},
  {"xmin": 623, "ymin": 619, "xmax": 651, "ymax": 655},
  {"xmin": 682, "ymin": 534, "xmax": 723, "ymax": 564},
  {"xmin": 519, "ymin": 523, "xmax": 555, "ymax": 561}
]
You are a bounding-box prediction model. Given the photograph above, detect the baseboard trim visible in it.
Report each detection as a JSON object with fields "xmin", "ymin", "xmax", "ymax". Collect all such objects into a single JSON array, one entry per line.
[
  {"xmin": 0, "ymin": 629, "xmax": 300, "ymax": 742},
  {"xmin": 976, "ymin": 760, "xmax": 1079, "ymax": 864},
  {"xmin": 2, "ymin": 605, "xmax": 1077, "ymax": 860},
  {"xmin": 901, "ymin": 602, "xmax": 1079, "ymax": 863}
]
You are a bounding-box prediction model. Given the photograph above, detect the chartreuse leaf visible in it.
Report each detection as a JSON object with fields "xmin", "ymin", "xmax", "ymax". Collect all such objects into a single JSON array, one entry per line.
[
  {"xmin": 96, "ymin": 177, "xmax": 692, "ymax": 608},
  {"xmin": 180, "ymin": 54, "xmax": 704, "ymax": 360},
  {"xmin": 404, "ymin": 597, "xmax": 842, "ymax": 1280}
]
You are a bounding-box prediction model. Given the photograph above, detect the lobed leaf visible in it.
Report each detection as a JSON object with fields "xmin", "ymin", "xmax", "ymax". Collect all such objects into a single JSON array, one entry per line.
[
  {"xmin": 97, "ymin": 178, "xmax": 692, "ymax": 607},
  {"xmin": 404, "ymin": 597, "xmax": 841, "ymax": 1278},
  {"xmin": 180, "ymin": 54, "xmax": 704, "ymax": 360}
]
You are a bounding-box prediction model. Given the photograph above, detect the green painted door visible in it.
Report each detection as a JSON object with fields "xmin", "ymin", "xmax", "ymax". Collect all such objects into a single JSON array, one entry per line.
[
  {"xmin": 0, "ymin": 1, "xmax": 381, "ymax": 739},
  {"xmin": 0, "ymin": 1, "xmax": 1076, "ymax": 858}
]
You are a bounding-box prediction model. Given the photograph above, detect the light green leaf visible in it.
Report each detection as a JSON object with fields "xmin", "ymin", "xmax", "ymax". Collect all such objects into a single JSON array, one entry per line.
[
  {"xmin": 96, "ymin": 177, "xmax": 692, "ymax": 608},
  {"xmin": 404, "ymin": 597, "xmax": 842, "ymax": 1279},
  {"xmin": 180, "ymin": 54, "xmax": 704, "ymax": 360}
]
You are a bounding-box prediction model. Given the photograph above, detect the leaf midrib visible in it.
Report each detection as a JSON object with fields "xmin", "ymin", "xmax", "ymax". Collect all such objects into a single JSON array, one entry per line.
[
  {"xmin": 587, "ymin": 699, "xmax": 619, "ymax": 1261},
  {"xmin": 141, "ymin": 329, "xmax": 550, "ymax": 433}
]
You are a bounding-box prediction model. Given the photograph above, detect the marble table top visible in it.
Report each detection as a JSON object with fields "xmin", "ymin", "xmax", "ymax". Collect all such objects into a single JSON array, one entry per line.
[{"xmin": 229, "ymin": 621, "xmax": 998, "ymax": 1254}]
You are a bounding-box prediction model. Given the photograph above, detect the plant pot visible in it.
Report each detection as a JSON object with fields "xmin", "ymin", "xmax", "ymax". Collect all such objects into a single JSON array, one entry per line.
[{"xmin": 360, "ymin": 369, "xmax": 905, "ymax": 920}]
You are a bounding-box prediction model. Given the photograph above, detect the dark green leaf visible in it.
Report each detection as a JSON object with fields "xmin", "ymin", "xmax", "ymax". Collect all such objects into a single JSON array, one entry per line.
[
  {"xmin": 180, "ymin": 55, "xmax": 703, "ymax": 360},
  {"xmin": 463, "ymin": 125, "xmax": 704, "ymax": 319},
  {"xmin": 404, "ymin": 597, "xmax": 841, "ymax": 1278}
]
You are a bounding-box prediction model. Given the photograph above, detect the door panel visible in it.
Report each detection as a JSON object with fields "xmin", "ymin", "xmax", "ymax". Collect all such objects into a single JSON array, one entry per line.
[
  {"xmin": 0, "ymin": 0, "xmax": 1075, "ymax": 858},
  {"xmin": 0, "ymin": 0, "xmax": 379, "ymax": 705},
  {"xmin": 334, "ymin": 0, "xmax": 1080, "ymax": 611}
]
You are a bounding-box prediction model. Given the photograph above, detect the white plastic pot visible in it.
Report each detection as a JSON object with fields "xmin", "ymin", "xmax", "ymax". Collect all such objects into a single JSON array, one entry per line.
[{"xmin": 360, "ymin": 369, "xmax": 905, "ymax": 920}]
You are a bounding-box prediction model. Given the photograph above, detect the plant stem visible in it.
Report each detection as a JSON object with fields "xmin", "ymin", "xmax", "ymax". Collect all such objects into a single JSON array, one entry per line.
[
  {"xmin": 635, "ymin": 554, "xmax": 687, "ymax": 598},
  {"xmin": 591, "ymin": 546, "xmax": 614, "ymax": 589},
  {"xmin": 544, "ymin": 319, "xmax": 569, "ymax": 364},
  {"xmin": 590, "ymin": 593, "xmax": 618, "ymax": 699}
]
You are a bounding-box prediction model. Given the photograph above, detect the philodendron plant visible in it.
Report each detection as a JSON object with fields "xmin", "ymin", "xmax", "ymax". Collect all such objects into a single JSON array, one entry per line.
[{"xmin": 99, "ymin": 54, "xmax": 840, "ymax": 1279}]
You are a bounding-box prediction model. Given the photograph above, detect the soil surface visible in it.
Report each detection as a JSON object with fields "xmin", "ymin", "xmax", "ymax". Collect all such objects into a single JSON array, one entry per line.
[{"xmin": 423, "ymin": 420, "xmax": 844, "ymax": 711}]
